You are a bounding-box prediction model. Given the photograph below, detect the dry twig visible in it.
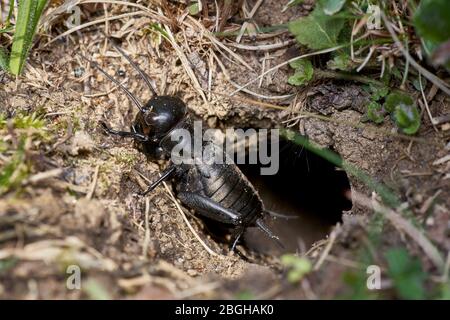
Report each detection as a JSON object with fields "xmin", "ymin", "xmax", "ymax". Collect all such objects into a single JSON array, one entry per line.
[{"xmin": 353, "ymin": 191, "xmax": 445, "ymax": 270}]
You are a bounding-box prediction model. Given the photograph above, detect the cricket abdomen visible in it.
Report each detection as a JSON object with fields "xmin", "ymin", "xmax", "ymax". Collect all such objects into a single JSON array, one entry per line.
[{"xmin": 198, "ymin": 161, "xmax": 263, "ymax": 225}]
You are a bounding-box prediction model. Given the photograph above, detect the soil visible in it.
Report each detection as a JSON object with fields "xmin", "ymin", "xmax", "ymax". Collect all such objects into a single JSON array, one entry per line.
[{"xmin": 0, "ymin": 0, "xmax": 449, "ymax": 299}]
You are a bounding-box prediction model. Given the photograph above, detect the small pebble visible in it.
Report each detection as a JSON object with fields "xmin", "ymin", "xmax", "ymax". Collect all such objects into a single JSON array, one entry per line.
[
  {"xmin": 187, "ymin": 269, "xmax": 198, "ymax": 276},
  {"xmin": 74, "ymin": 66, "xmax": 85, "ymax": 78}
]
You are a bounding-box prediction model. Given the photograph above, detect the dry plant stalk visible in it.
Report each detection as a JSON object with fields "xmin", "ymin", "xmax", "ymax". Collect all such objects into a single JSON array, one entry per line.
[{"xmin": 353, "ymin": 191, "xmax": 445, "ymax": 270}]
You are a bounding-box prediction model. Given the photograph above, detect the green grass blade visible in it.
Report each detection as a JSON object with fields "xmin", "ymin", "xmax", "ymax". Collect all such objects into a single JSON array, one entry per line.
[
  {"xmin": 0, "ymin": 25, "xmax": 14, "ymax": 33},
  {"xmin": 0, "ymin": 47, "xmax": 9, "ymax": 71},
  {"xmin": 9, "ymin": 0, "xmax": 48, "ymax": 75},
  {"xmin": 5, "ymin": 0, "xmax": 16, "ymax": 27},
  {"xmin": 280, "ymin": 128, "xmax": 400, "ymax": 207}
]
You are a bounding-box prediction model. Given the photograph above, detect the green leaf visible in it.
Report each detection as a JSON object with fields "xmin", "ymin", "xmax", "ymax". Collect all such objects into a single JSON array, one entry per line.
[
  {"xmin": 386, "ymin": 248, "xmax": 426, "ymax": 300},
  {"xmin": 288, "ymin": 5, "xmax": 346, "ymax": 50},
  {"xmin": 281, "ymin": 254, "xmax": 312, "ymax": 283},
  {"xmin": 0, "ymin": 138, "xmax": 28, "ymax": 195},
  {"xmin": 342, "ymin": 270, "xmax": 378, "ymax": 300},
  {"xmin": 327, "ymin": 52, "xmax": 352, "ymax": 71},
  {"xmin": 394, "ymin": 103, "xmax": 421, "ymax": 135},
  {"xmin": 366, "ymin": 101, "xmax": 385, "ymax": 124},
  {"xmin": 288, "ymin": 59, "xmax": 314, "ymax": 86},
  {"xmin": 0, "ymin": 112, "xmax": 47, "ymax": 195},
  {"xmin": 289, "ymin": 58, "xmax": 307, "ymax": 69},
  {"xmin": 5, "ymin": 0, "xmax": 15, "ymax": 27},
  {"xmin": 0, "ymin": 47, "xmax": 10, "ymax": 71},
  {"xmin": 369, "ymin": 84, "xmax": 389, "ymax": 101},
  {"xmin": 384, "ymin": 92, "xmax": 414, "ymax": 113},
  {"xmin": 0, "ymin": 258, "xmax": 17, "ymax": 275},
  {"xmin": 14, "ymin": 112, "xmax": 45, "ymax": 129},
  {"xmin": 384, "ymin": 92, "xmax": 420, "ymax": 134},
  {"xmin": 0, "ymin": 112, "xmax": 45, "ymax": 130},
  {"xmin": 147, "ymin": 23, "xmax": 169, "ymax": 41},
  {"xmin": 390, "ymin": 67, "xmax": 403, "ymax": 81},
  {"xmin": 83, "ymin": 279, "xmax": 112, "ymax": 300},
  {"xmin": 413, "ymin": 0, "xmax": 450, "ymax": 44},
  {"xmin": 188, "ymin": 2, "xmax": 200, "ymax": 15},
  {"xmin": 439, "ymin": 281, "xmax": 450, "ymax": 300},
  {"xmin": 9, "ymin": 0, "xmax": 48, "ymax": 75},
  {"xmin": 0, "ymin": 25, "xmax": 14, "ymax": 34},
  {"xmin": 320, "ymin": 0, "xmax": 346, "ymax": 16},
  {"xmin": 413, "ymin": 0, "xmax": 450, "ymax": 56},
  {"xmin": 235, "ymin": 291, "xmax": 254, "ymax": 300}
]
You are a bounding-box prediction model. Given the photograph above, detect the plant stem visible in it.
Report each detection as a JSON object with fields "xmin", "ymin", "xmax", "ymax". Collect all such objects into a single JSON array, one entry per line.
[
  {"xmin": 315, "ymin": 69, "xmax": 385, "ymax": 86},
  {"xmin": 280, "ymin": 128, "xmax": 400, "ymax": 208},
  {"xmin": 5, "ymin": 0, "xmax": 14, "ymax": 27}
]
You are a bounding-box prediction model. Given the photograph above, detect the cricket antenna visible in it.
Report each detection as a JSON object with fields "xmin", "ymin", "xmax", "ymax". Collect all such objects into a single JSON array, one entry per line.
[
  {"xmin": 230, "ymin": 227, "xmax": 245, "ymax": 251},
  {"xmin": 80, "ymin": 54, "xmax": 144, "ymax": 112},
  {"xmin": 264, "ymin": 209, "xmax": 299, "ymax": 220},
  {"xmin": 102, "ymin": 32, "xmax": 158, "ymax": 97},
  {"xmin": 255, "ymin": 218, "xmax": 285, "ymax": 249}
]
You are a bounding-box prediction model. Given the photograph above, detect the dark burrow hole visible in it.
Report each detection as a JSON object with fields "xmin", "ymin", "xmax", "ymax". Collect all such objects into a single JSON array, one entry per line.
[{"xmin": 202, "ymin": 135, "xmax": 352, "ymax": 256}]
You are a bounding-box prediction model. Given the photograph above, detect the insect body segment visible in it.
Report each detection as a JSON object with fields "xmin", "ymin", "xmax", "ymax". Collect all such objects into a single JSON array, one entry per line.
[{"xmin": 84, "ymin": 38, "xmax": 282, "ymax": 250}]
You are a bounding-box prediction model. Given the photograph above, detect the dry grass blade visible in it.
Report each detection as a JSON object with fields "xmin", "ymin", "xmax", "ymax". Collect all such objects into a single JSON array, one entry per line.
[
  {"xmin": 209, "ymin": 91, "xmax": 437, "ymax": 145},
  {"xmin": 83, "ymin": 79, "xmax": 128, "ymax": 97},
  {"xmin": 381, "ymin": 12, "xmax": 450, "ymax": 97},
  {"xmin": 45, "ymin": 11, "xmax": 146, "ymax": 47},
  {"xmin": 82, "ymin": 0, "xmax": 159, "ymax": 16},
  {"xmin": 313, "ymin": 226, "xmax": 340, "ymax": 271},
  {"xmin": 353, "ymin": 191, "xmax": 445, "ymax": 270},
  {"xmin": 161, "ymin": 181, "xmax": 222, "ymax": 258},
  {"xmin": 432, "ymin": 154, "xmax": 450, "ymax": 166},
  {"xmin": 162, "ymin": 22, "xmax": 208, "ymax": 103},
  {"xmin": 227, "ymin": 81, "xmax": 294, "ymax": 100},
  {"xmin": 43, "ymin": 0, "xmax": 169, "ymax": 26},
  {"xmin": 137, "ymin": 167, "xmax": 221, "ymax": 258},
  {"xmin": 142, "ymin": 197, "xmax": 151, "ymax": 258},
  {"xmin": 210, "ymin": 51, "xmax": 293, "ymax": 100},
  {"xmin": 23, "ymin": 168, "xmax": 63, "ymax": 184},
  {"xmin": 0, "ymin": 237, "xmax": 117, "ymax": 271},
  {"xmin": 225, "ymin": 39, "xmax": 295, "ymax": 51},
  {"xmin": 418, "ymin": 73, "xmax": 438, "ymax": 131},
  {"xmin": 176, "ymin": 281, "xmax": 222, "ymax": 299},
  {"xmin": 236, "ymin": 0, "xmax": 266, "ymax": 43},
  {"xmin": 442, "ymin": 252, "xmax": 450, "ymax": 282},
  {"xmin": 230, "ymin": 44, "xmax": 348, "ymax": 95},
  {"xmin": 86, "ymin": 165, "xmax": 100, "ymax": 200},
  {"xmin": 186, "ymin": 16, "xmax": 255, "ymax": 71}
]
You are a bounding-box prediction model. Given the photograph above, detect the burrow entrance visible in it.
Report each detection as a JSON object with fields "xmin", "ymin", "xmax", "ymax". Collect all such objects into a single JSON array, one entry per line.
[
  {"xmin": 239, "ymin": 137, "xmax": 352, "ymax": 255},
  {"xmin": 200, "ymin": 133, "xmax": 352, "ymax": 255}
]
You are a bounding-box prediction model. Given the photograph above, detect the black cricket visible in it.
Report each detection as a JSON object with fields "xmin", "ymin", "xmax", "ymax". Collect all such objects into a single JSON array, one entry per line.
[{"xmin": 82, "ymin": 40, "xmax": 282, "ymax": 250}]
